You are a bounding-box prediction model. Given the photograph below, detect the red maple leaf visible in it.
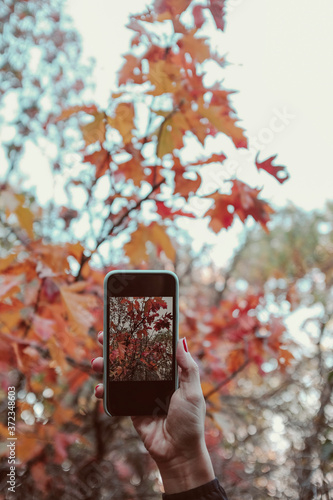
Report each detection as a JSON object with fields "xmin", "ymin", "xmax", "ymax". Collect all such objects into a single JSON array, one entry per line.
[{"xmin": 255, "ymin": 153, "xmax": 289, "ymax": 184}]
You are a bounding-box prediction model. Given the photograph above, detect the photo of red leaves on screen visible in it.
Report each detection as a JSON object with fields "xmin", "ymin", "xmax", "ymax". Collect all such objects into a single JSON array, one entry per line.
[{"xmin": 108, "ymin": 296, "xmax": 173, "ymax": 381}]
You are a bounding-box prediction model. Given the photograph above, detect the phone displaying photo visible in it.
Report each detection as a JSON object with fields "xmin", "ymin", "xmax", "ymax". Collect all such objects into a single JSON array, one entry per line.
[{"xmin": 103, "ymin": 270, "xmax": 179, "ymax": 416}]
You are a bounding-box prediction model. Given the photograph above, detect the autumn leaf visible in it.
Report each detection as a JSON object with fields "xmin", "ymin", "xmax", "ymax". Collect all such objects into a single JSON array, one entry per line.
[
  {"xmin": 15, "ymin": 204, "xmax": 34, "ymax": 239},
  {"xmin": 205, "ymin": 180, "xmax": 274, "ymax": 233},
  {"xmin": 190, "ymin": 153, "xmax": 227, "ymax": 166},
  {"xmin": 0, "ymin": 253, "xmax": 16, "ymax": 273},
  {"xmin": 192, "ymin": 5, "xmax": 206, "ymax": 28},
  {"xmin": 81, "ymin": 111, "xmax": 106, "ymax": 146},
  {"xmin": 124, "ymin": 222, "xmax": 175, "ymax": 265},
  {"xmin": 173, "ymin": 160, "xmax": 202, "ymax": 199},
  {"xmin": 0, "ymin": 188, "xmax": 34, "ymax": 238},
  {"xmin": 154, "ymin": 0, "xmax": 192, "ymax": 16},
  {"xmin": 114, "ymin": 157, "xmax": 146, "ymax": 187},
  {"xmin": 155, "ymin": 200, "xmax": 195, "ymax": 220},
  {"xmin": 205, "ymin": 192, "xmax": 234, "ymax": 232},
  {"xmin": 60, "ymin": 282, "xmax": 98, "ymax": 336},
  {"xmin": 201, "ymin": 381, "xmax": 222, "ymax": 410},
  {"xmin": 107, "ymin": 102, "xmax": 135, "ymax": 144},
  {"xmin": 0, "ymin": 274, "xmax": 22, "ymax": 301},
  {"xmin": 32, "ymin": 315, "xmax": 56, "ymax": 341},
  {"xmin": 118, "ymin": 54, "xmax": 143, "ymax": 86},
  {"xmin": 84, "ymin": 147, "xmax": 110, "ymax": 179},
  {"xmin": 197, "ymin": 95, "xmax": 247, "ymax": 149},
  {"xmin": 177, "ymin": 29, "xmax": 210, "ymax": 64},
  {"xmin": 255, "ymin": 152, "xmax": 289, "ymax": 184},
  {"xmin": 117, "ymin": 341, "xmax": 126, "ymax": 360},
  {"xmin": 47, "ymin": 336, "xmax": 68, "ymax": 372},
  {"xmin": 227, "ymin": 349, "xmax": 246, "ymax": 373},
  {"xmin": 50, "ymin": 104, "xmax": 98, "ymax": 124},
  {"xmin": 208, "ymin": 0, "xmax": 226, "ymax": 31},
  {"xmin": 147, "ymin": 60, "xmax": 182, "ymax": 97}
]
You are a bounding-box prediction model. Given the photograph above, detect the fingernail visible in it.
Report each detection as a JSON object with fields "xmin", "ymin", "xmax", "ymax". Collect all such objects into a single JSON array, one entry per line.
[
  {"xmin": 95, "ymin": 384, "xmax": 101, "ymax": 394},
  {"xmin": 91, "ymin": 358, "xmax": 96, "ymax": 364},
  {"xmin": 97, "ymin": 330, "xmax": 103, "ymax": 336},
  {"xmin": 183, "ymin": 337, "xmax": 188, "ymax": 353}
]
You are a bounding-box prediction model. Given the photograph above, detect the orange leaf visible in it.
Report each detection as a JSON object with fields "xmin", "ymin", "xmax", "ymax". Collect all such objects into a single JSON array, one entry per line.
[
  {"xmin": 201, "ymin": 381, "xmax": 222, "ymax": 410},
  {"xmin": 107, "ymin": 102, "xmax": 135, "ymax": 145},
  {"xmin": 81, "ymin": 111, "xmax": 106, "ymax": 146},
  {"xmin": 0, "ymin": 253, "xmax": 17, "ymax": 273},
  {"xmin": 15, "ymin": 205, "xmax": 34, "ymax": 238},
  {"xmin": 15, "ymin": 433, "xmax": 44, "ymax": 462},
  {"xmin": 60, "ymin": 282, "xmax": 98, "ymax": 337},
  {"xmin": 124, "ymin": 222, "xmax": 175, "ymax": 265},
  {"xmin": 0, "ymin": 275, "xmax": 22, "ymax": 300},
  {"xmin": 118, "ymin": 54, "xmax": 143, "ymax": 86},
  {"xmin": 47, "ymin": 336, "xmax": 68, "ymax": 372},
  {"xmin": 227, "ymin": 349, "xmax": 246, "ymax": 373},
  {"xmin": 197, "ymin": 96, "xmax": 247, "ymax": 149},
  {"xmin": 50, "ymin": 104, "xmax": 98, "ymax": 123},
  {"xmin": 173, "ymin": 161, "xmax": 202, "ymax": 200},
  {"xmin": 114, "ymin": 157, "xmax": 146, "ymax": 187},
  {"xmin": 147, "ymin": 60, "xmax": 181, "ymax": 97},
  {"xmin": 177, "ymin": 29, "xmax": 210, "ymax": 64},
  {"xmin": 84, "ymin": 148, "xmax": 110, "ymax": 179}
]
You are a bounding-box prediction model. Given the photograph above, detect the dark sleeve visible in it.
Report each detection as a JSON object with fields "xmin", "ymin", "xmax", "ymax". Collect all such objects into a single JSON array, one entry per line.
[{"xmin": 162, "ymin": 478, "xmax": 229, "ymax": 500}]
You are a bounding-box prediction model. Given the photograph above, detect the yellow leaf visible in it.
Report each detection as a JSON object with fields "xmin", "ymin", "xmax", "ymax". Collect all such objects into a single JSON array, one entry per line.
[
  {"xmin": 147, "ymin": 60, "xmax": 181, "ymax": 96},
  {"xmin": 156, "ymin": 111, "xmax": 189, "ymax": 158},
  {"xmin": 15, "ymin": 205, "xmax": 34, "ymax": 239},
  {"xmin": 107, "ymin": 103, "xmax": 135, "ymax": 145},
  {"xmin": 81, "ymin": 111, "xmax": 106, "ymax": 146}
]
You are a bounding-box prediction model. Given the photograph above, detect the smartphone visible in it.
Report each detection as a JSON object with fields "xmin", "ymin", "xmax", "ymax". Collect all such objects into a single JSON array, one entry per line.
[{"xmin": 103, "ymin": 270, "xmax": 179, "ymax": 416}]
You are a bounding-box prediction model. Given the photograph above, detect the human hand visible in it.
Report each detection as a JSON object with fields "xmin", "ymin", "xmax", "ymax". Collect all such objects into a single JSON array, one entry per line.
[{"xmin": 92, "ymin": 333, "xmax": 215, "ymax": 494}]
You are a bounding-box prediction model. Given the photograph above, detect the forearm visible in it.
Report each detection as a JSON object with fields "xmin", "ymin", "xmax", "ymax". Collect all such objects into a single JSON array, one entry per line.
[{"xmin": 157, "ymin": 442, "xmax": 215, "ymax": 495}]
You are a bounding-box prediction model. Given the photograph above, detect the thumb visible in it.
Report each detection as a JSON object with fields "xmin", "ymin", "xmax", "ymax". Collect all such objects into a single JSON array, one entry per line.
[{"xmin": 176, "ymin": 338, "xmax": 202, "ymax": 399}]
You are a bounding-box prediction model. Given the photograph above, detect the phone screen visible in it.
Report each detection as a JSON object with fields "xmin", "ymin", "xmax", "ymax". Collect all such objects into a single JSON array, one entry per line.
[
  {"xmin": 108, "ymin": 296, "xmax": 173, "ymax": 382},
  {"xmin": 104, "ymin": 271, "xmax": 178, "ymax": 416}
]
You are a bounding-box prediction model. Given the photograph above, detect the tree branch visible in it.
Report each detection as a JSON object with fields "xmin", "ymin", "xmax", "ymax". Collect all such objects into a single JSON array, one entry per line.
[{"xmin": 204, "ymin": 359, "xmax": 250, "ymax": 400}]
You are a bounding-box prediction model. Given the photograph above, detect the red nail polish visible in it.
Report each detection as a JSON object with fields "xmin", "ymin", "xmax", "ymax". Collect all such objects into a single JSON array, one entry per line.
[
  {"xmin": 91, "ymin": 358, "xmax": 96, "ymax": 364},
  {"xmin": 97, "ymin": 330, "xmax": 103, "ymax": 336},
  {"xmin": 183, "ymin": 337, "xmax": 188, "ymax": 353}
]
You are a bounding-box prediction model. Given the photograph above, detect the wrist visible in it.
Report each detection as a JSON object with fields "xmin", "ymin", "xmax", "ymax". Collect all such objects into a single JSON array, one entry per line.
[{"xmin": 156, "ymin": 441, "xmax": 215, "ymax": 495}]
